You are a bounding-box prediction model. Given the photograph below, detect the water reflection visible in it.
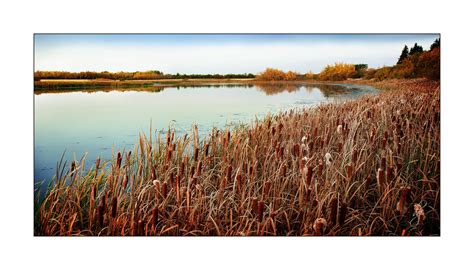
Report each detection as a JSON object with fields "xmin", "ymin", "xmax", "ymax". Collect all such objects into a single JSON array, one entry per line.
[{"xmin": 35, "ymin": 82, "xmax": 369, "ymax": 98}]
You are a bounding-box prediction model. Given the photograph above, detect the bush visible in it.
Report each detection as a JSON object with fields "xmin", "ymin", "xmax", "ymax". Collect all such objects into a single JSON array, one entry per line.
[
  {"xmin": 317, "ymin": 63, "xmax": 356, "ymax": 81},
  {"xmin": 256, "ymin": 68, "xmax": 287, "ymax": 81}
]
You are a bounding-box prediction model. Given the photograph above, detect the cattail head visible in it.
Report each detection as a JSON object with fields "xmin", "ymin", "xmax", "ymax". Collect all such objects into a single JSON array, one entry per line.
[
  {"xmin": 376, "ymin": 168, "xmax": 385, "ymax": 190},
  {"xmin": 152, "ymin": 207, "xmax": 158, "ymax": 227},
  {"xmin": 346, "ymin": 163, "xmax": 353, "ymax": 180},
  {"xmin": 196, "ymin": 160, "xmax": 202, "ymax": 176},
  {"xmin": 258, "ymin": 201, "xmax": 264, "ymax": 222},
  {"xmin": 337, "ymin": 124, "xmax": 343, "ymax": 134},
  {"xmin": 337, "ymin": 202, "xmax": 348, "ymax": 226},
  {"xmin": 193, "ymin": 147, "xmax": 199, "ymax": 162},
  {"xmin": 305, "ymin": 165, "xmax": 314, "ymax": 186},
  {"xmin": 313, "ymin": 218, "xmax": 327, "ymax": 236},
  {"xmin": 329, "ymin": 197, "xmax": 338, "ymax": 226},
  {"xmin": 97, "ymin": 204, "xmax": 104, "ymax": 228},
  {"xmin": 251, "ymin": 197, "xmax": 258, "ymax": 215},
  {"xmin": 70, "ymin": 160, "xmax": 76, "ymax": 173},
  {"xmin": 111, "ymin": 196, "xmax": 118, "ymax": 218},
  {"xmin": 116, "ymin": 152, "xmax": 122, "ymax": 168},
  {"xmin": 161, "ymin": 182, "xmax": 168, "ymax": 198},
  {"xmin": 226, "ymin": 165, "xmax": 233, "ymax": 183}
]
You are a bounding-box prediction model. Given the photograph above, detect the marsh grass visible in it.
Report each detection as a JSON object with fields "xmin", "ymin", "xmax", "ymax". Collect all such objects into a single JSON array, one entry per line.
[{"xmin": 34, "ymin": 79, "xmax": 440, "ymax": 236}]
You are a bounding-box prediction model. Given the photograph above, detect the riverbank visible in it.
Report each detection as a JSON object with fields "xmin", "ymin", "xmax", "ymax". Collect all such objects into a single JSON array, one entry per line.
[
  {"xmin": 34, "ymin": 77, "xmax": 438, "ymax": 91},
  {"xmin": 35, "ymin": 79, "xmax": 440, "ymax": 236}
]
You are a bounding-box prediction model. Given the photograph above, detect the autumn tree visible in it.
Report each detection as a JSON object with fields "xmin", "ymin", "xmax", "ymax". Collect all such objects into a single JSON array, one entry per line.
[
  {"xmin": 430, "ymin": 38, "xmax": 440, "ymax": 51},
  {"xmin": 409, "ymin": 43, "xmax": 424, "ymax": 55},
  {"xmin": 397, "ymin": 45, "xmax": 409, "ymax": 64},
  {"xmin": 256, "ymin": 68, "xmax": 287, "ymax": 81}
]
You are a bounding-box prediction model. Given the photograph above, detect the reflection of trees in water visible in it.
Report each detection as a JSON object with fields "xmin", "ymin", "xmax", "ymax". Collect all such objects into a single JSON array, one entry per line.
[
  {"xmin": 312, "ymin": 84, "xmax": 351, "ymax": 98},
  {"xmin": 254, "ymin": 83, "xmax": 303, "ymax": 95},
  {"xmin": 35, "ymin": 86, "xmax": 166, "ymax": 95},
  {"xmin": 254, "ymin": 83, "xmax": 353, "ymax": 97},
  {"xmin": 36, "ymin": 83, "xmax": 367, "ymax": 98}
]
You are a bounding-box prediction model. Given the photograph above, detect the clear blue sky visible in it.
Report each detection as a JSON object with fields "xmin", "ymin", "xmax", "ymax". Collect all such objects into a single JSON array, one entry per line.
[{"xmin": 34, "ymin": 34, "xmax": 439, "ymax": 74}]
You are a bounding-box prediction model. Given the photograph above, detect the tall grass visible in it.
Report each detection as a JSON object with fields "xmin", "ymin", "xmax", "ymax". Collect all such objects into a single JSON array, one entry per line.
[{"xmin": 35, "ymin": 79, "xmax": 440, "ymax": 236}]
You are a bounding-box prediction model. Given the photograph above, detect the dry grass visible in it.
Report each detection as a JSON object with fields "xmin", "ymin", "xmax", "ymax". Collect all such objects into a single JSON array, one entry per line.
[{"xmin": 34, "ymin": 79, "xmax": 440, "ymax": 236}]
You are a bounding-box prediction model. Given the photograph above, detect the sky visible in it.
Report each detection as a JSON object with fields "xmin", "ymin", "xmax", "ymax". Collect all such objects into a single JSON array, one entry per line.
[{"xmin": 34, "ymin": 34, "xmax": 439, "ymax": 74}]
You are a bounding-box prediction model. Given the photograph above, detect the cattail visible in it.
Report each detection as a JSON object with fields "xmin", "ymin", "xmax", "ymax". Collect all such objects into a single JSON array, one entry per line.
[
  {"xmin": 305, "ymin": 166, "xmax": 314, "ymax": 186},
  {"xmin": 329, "ymin": 197, "xmax": 338, "ymax": 226},
  {"xmin": 397, "ymin": 187, "xmax": 411, "ymax": 215},
  {"xmin": 175, "ymin": 175, "xmax": 181, "ymax": 202},
  {"xmin": 236, "ymin": 172, "xmax": 242, "ymax": 193},
  {"xmin": 338, "ymin": 202, "xmax": 347, "ymax": 226},
  {"xmin": 317, "ymin": 159, "xmax": 323, "ymax": 179},
  {"xmin": 193, "ymin": 147, "xmax": 199, "ymax": 162},
  {"xmin": 179, "ymin": 161, "xmax": 185, "ymax": 177},
  {"xmin": 101, "ymin": 194, "xmax": 107, "ymax": 212},
  {"xmin": 293, "ymin": 143, "xmax": 300, "ymax": 157},
  {"xmin": 263, "ymin": 181, "xmax": 271, "ymax": 197},
  {"xmin": 97, "ymin": 204, "xmax": 104, "ymax": 228},
  {"xmin": 70, "ymin": 160, "xmax": 76, "ymax": 173},
  {"xmin": 377, "ymin": 168, "xmax": 385, "ymax": 190},
  {"xmin": 161, "ymin": 182, "xmax": 168, "ymax": 198},
  {"xmin": 204, "ymin": 143, "xmax": 210, "ymax": 157},
  {"xmin": 381, "ymin": 157, "xmax": 386, "ymax": 171},
  {"xmin": 313, "ymin": 218, "xmax": 327, "ymax": 236},
  {"xmin": 122, "ymin": 175, "xmax": 129, "ymax": 191},
  {"xmin": 386, "ymin": 166, "xmax": 394, "ymax": 182},
  {"xmin": 137, "ymin": 220, "xmax": 144, "ymax": 236},
  {"xmin": 190, "ymin": 166, "xmax": 195, "ymax": 178},
  {"xmin": 337, "ymin": 124, "xmax": 343, "ymax": 134},
  {"xmin": 196, "ymin": 160, "xmax": 202, "ymax": 176},
  {"xmin": 251, "ymin": 197, "xmax": 258, "ymax": 215},
  {"xmin": 226, "ymin": 165, "xmax": 233, "ymax": 183},
  {"xmin": 258, "ymin": 201, "xmax": 264, "ymax": 222},
  {"xmin": 281, "ymin": 164, "xmax": 287, "ymax": 177},
  {"xmin": 338, "ymin": 142, "xmax": 343, "ymax": 152},
  {"xmin": 365, "ymin": 175, "xmax": 372, "ymax": 190},
  {"xmin": 152, "ymin": 207, "xmax": 158, "ymax": 227},
  {"xmin": 116, "ymin": 152, "xmax": 122, "ymax": 168},
  {"xmin": 346, "ymin": 163, "xmax": 353, "ymax": 180},
  {"xmin": 111, "ymin": 196, "xmax": 118, "ymax": 218}
]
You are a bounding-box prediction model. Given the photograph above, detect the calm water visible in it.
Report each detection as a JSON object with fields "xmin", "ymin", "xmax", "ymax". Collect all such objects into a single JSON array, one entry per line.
[{"xmin": 34, "ymin": 83, "xmax": 378, "ymax": 187}]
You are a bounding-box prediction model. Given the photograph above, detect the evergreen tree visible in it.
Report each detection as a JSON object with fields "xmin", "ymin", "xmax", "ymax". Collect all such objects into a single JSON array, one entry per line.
[
  {"xmin": 430, "ymin": 38, "xmax": 440, "ymax": 51},
  {"xmin": 397, "ymin": 45, "xmax": 409, "ymax": 64},
  {"xmin": 409, "ymin": 43, "xmax": 424, "ymax": 55}
]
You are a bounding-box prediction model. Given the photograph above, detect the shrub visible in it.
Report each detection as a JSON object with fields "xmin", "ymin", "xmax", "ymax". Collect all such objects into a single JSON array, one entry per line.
[{"xmin": 317, "ymin": 63, "xmax": 356, "ymax": 81}]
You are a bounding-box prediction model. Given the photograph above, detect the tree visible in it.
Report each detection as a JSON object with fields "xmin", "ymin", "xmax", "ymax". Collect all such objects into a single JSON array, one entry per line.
[
  {"xmin": 397, "ymin": 45, "xmax": 409, "ymax": 64},
  {"xmin": 409, "ymin": 43, "xmax": 424, "ymax": 55},
  {"xmin": 430, "ymin": 38, "xmax": 440, "ymax": 51}
]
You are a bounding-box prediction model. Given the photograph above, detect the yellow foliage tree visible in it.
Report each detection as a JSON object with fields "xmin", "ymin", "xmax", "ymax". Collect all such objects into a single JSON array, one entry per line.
[
  {"xmin": 317, "ymin": 63, "xmax": 356, "ymax": 81},
  {"xmin": 256, "ymin": 68, "xmax": 287, "ymax": 81}
]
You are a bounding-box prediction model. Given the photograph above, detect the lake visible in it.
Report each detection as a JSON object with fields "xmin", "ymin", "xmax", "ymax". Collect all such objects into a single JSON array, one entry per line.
[{"xmin": 34, "ymin": 83, "xmax": 378, "ymax": 188}]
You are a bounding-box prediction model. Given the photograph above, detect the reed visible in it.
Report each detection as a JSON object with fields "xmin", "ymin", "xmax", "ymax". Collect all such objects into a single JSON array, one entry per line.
[{"xmin": 35, "ymin": 79, "xmax": 440, "ymax": 236}]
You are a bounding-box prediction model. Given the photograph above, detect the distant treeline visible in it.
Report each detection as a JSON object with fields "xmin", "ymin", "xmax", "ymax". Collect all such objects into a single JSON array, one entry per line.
[
  {"xmin": 256, "ymin": 38, "xmax": 440, "ymax": 81},
  {"xmin": 34, "ymin": 70, "xmax": 256, "ymax": 81}
]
